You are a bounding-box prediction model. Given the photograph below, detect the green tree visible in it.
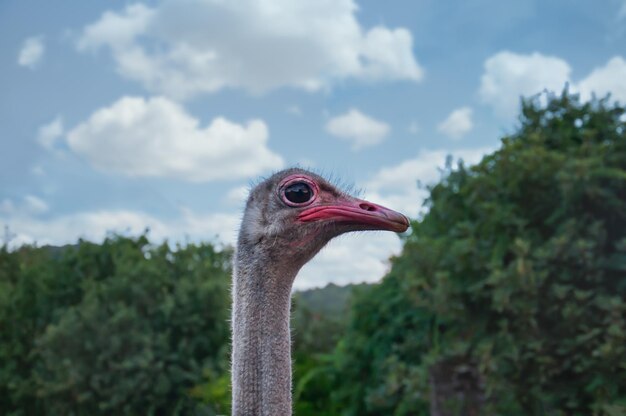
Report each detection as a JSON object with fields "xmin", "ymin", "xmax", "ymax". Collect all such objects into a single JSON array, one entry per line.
[
  {"xmin": 0, "ymin": 236, "xmax": 232, "ymax": 415},
  {"xmin": 331, "ymin": 278, "xmax": 432, "ymax": 415},
  {"xmin": 0, "ymin": 243, "xmax": 80, "ymax": 415},
  {"xmin": 291, "ymin": 284, "xmax": 360, "ymax": 416},
  {"xmin": 333, "ymin": 92, "xmax": 626, "ymax": 415}
]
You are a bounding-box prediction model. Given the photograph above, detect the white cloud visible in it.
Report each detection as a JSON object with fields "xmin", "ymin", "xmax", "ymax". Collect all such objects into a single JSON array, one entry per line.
[
  {"xmin": 577, "ymin": 56, "xmax": 626, "ymax": 103},
  {"xmin": 619, "ymin": 0, "xmax": 626, "ymax": 19},
  {"xmin": 77, "ymin": 0, "xmax": 423, "ymax": 99},
  {"xmin": 66, "ymin": 96, "xmax": 284, "ymax": 181},
  {"xmin": 24, "ymin": 196, "xmax": 49, "ymax": 215},
  {"xmin": 298, "ymin": 232, "xmax": 402, "ymax": 289},
  {"xmin": 437, "ymin": 107, "xmax": 473, "ymax": 140},
  {"xmin": 1, "ymin": 207, "xmax": 239, "ymax": 249},
  {"xmin": 479, "ymin": 51, "xmax": 626, "ymax": 118},
  {"xmin": 0, "ymin": 196, "xmax": 48, "ymax": 217},
  {"xmin": 37, "ymin": 116, "xmax": 64, "ymax": 150},
  {"xmin": 479, "ymin": 51, "xmax": 572, "ymax": 119},
  {"xmin": 326, "ymin": 108, "xmax": 390, "ymax": 150},
  {"xmin": 363, "ymin": 147, "xmax": 492, "ymax": 218},
  {"xmin": 224, "ymin": 185, "xmax": 250, "ymax": 207},
  {"xmin": 18, "ymin": 36, "xmax": 45, "ymax": 69}
]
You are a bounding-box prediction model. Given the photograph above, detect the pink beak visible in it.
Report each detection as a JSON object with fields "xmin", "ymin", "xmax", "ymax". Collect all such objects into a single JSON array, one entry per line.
[{"xmin": 297, "ymin": 197, "xmax": 410, "ymax": 233}]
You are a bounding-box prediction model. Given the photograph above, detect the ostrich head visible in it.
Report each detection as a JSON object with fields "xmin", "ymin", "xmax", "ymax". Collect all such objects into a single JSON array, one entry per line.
[
  {"xmin": 232, "ymin": 167, "xmax": 409, "ymax": 416},
  {"xmin": 237, "ymin": 167, "xmax": 409, "ymax": 278}
]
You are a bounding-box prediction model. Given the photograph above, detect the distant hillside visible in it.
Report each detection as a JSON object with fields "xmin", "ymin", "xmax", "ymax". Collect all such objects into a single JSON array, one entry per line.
[
  {"xmin": 293, "ymin": 282, "xmax": 370, "ymax": 318},
  {"xmin": 291, "ymin": 282, "xmax": 371, "ymax": 357}
]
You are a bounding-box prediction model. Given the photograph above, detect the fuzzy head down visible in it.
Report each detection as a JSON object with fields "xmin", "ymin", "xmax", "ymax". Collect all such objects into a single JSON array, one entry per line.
[{"xmin": 236, "ymin": 168, "xmax": 409, "ymax": 277}]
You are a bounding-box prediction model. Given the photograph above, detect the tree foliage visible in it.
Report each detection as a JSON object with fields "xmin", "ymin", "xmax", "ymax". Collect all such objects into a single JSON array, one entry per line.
[
  {"xmin": 333, "ymin": 92, "xmax": 626, "ymax": 415},
  {"xmin": 291, "ymin": 284, "xmax": 360, "ymax": 416},
  {"xmin": 0, "ymin": 236, "xmax": 231, "ymax": 415}
]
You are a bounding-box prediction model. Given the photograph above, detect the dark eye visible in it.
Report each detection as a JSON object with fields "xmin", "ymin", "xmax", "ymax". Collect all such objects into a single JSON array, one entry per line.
[{"xmin": 284, "ymin": 182, "xmax": 313, "ymax": 204}]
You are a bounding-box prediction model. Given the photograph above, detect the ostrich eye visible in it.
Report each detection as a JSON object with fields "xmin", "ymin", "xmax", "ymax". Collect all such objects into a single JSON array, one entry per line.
[{"xmin": 284, "ymin": 182, "xmax": 313, "ymax": 204}]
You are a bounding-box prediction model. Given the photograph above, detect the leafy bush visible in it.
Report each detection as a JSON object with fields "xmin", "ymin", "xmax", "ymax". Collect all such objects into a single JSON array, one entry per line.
[
  {"xmin": 0, "ymin": 236, "xmax": 231, "ymax": 415},
  {"xmin": 333, "ymin": 92, "xmax": 626, "ymax": 415}
]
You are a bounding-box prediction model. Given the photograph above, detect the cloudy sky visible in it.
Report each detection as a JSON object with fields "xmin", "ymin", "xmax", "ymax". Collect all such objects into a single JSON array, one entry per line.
[{"xmin": 2, "ymin": 0, "xmax": 626, "ymax": 289}]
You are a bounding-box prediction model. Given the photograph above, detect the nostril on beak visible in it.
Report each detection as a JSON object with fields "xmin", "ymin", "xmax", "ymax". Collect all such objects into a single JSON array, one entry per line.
[{"xmin": 359, "ymin": 203, "xmax": 377, "ymax": 212}]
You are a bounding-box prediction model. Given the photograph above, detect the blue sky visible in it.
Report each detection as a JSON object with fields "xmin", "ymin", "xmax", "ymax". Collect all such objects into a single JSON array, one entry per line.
[{"xmin": 2, "ymin": 0, "xmax": 626, "ymax": 288}]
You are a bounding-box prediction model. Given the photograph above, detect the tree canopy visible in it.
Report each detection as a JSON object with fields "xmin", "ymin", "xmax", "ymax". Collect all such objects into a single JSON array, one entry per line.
[
  {"xmin": 0, "ymin": 236, "xmax": 232, "ymax": 415},
  {"xmin": 333, "ymin": 92, "xmax": 626, "ymax": 415}
]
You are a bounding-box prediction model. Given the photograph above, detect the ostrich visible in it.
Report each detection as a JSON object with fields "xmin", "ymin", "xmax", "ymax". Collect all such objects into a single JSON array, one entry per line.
[{"xmin": 231, "ymin": 168, "xmax": 409, "ymax": 416}]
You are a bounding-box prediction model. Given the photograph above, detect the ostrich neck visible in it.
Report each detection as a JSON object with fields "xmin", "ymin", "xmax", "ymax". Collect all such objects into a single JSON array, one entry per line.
[{"xmin": 232, "ymin": 247, "xmax": 296, "ymax": 416}]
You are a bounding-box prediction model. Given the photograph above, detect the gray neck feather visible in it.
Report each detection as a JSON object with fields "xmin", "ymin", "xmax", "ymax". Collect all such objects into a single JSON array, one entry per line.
[{"xmin": 232, "ymin": 245, "xmax": 297, "ymax": 416}]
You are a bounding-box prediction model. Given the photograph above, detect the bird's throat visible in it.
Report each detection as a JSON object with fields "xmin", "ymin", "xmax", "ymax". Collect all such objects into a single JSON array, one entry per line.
[{"xmin": 232, "ymin": 251, "xmax": 296, "ymax": 416}]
